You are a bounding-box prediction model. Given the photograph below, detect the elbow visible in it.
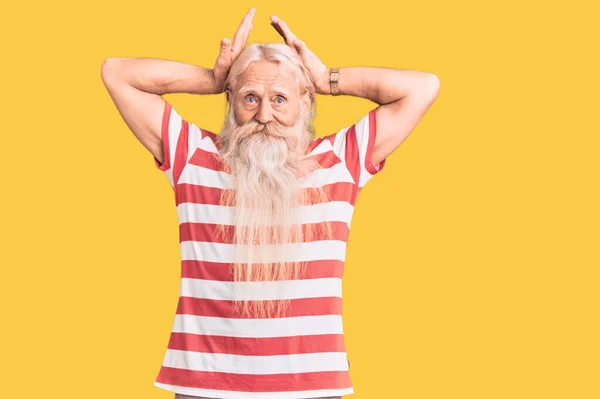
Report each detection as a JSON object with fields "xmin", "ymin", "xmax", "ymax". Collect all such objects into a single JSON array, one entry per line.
[
  {"xmin": 101, "ymin": 58, "xmax": 115, "ymax": 82},
  {"xmin": 425, "ymin": 74, "xmax": 440, "ymax": 98},
  {"xmin": 101, "ymin": 58, "xmax": 127, "ymax": 85}
]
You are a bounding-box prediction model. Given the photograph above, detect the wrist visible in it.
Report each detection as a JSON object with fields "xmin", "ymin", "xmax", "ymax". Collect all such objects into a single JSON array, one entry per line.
[
  {"xmin": 316, "ymin": 68, "xmax": 332, "ymax": 95},
  {"xmin": 208, "ymin": 69, "xmax": 223, "ymax": 94}
]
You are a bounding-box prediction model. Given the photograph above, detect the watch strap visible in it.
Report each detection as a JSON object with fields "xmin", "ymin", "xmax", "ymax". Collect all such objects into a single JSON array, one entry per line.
[{"xmin": 330, "ymin": 68, "xmax": 340, "ymax": 96}]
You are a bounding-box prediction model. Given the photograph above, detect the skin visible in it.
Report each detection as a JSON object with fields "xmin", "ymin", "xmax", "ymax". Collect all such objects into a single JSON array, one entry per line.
[{"xmin": 226, "ymin": 60, "xmax": 311, "ymax": 127}]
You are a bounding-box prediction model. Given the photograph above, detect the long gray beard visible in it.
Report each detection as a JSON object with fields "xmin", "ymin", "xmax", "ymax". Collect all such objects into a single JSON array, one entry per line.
[
  {"xmin": 218, "ymin": 106, "xmax": 313, "ymax": 255},
  {"xmin": 214, "ymin": 106, "xmax": 332, "ymax": 318}
]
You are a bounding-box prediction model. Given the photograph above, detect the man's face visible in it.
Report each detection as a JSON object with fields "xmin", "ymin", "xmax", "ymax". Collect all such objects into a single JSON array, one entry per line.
[{"xmin": 227, "ymin": 60, "xmax": 310, "ymax": 127}]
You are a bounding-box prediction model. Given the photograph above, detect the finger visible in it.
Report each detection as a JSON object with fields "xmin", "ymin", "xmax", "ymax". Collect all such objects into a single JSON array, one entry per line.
[
  {"xmin": 231, "ymin": 19, "xmax": 247, "ymax": 53},
  {"xmin": 292, "ymin": 39, "xmax": 306, "ymax": 54},
  {"xmin": 219, "ymin": 38, "xmax": 231, "ymax": 58},
  {"xmin": 215, "ymin": 38, "xmax": 231, "ymax": 69},
  {"xmin": 233, "ymin": 8, "xmax": 255, "ymax": 53},
  {"xmin": 244, "ymin": 25, "xmax": 254, "ymax": 43},
  {"xmin": 270, "ymin": 20, "xmax": 286, "ymax": 40},
  {"xmin": 270, "ymin": 16, "xmax": 288, "ymax": 42},
  {"xmin": 238, "ymin": 20, "xmax": 254, "ymax": 55},
  {"xmin": 243, "ymin": 16, "xmax": 255, "ymax": 45},
  {"xmin": 244, "ymin": 24, "xmax": 254, "ymax": 47},
  {"xmin": 244, "ymin": 7, "xmax": 256, "ymax": 40},
  {"xmin": 271, "ymin": 16, "xmax": 297, "ymax": 44},
  {"xmin": 271, "ymin": 15, "xmax": 285, "ymax": 39},
  {"xmin": 212, "ymin": 37, "xmax": 232, "ymax": 85},
  {"xmin": 270, "ymin": 19, "xmax": 298, "ymax": 55}
]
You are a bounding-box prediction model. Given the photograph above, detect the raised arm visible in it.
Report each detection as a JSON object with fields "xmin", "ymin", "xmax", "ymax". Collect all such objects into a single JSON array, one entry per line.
[
  {"xmin": 100, "ymin": 8, "xmax": 256, "ymax": 165},
  {"xmin": 322, "ymin": 66, "xmax": 440, "ymax": 167},
  {"xmin": 100, "ymin": 58, "xmax": 219, "ymax": 164},
  {"xmin": 270, "ymin": 15, "xmax": 440, "ymax": 167}
]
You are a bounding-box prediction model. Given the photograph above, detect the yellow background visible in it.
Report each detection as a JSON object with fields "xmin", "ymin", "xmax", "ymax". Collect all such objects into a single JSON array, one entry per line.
[{"xmin": 1, "ymin": 0, "xmax": 598, "ymax": 398}]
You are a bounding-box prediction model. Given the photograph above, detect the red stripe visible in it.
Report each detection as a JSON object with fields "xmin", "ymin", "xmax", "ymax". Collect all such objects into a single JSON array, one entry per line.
[
  {"xmin": 175, "ymin": 296, "xmax": 343, "ymax": 319},
  {"xmin": 181, "ymin": 259, "xmax": 345, "ymax": 281},
  {"xmin": 180, "ymin": 220, "xmax": 349, "ymax": 244},
  {"xmin": 172, "ymin": 121, "xmax": 189, "ymax": 187},
  {"xmin": 177, "ymin": 180, "xmax": 357, "ymax": 207},
  {"xmin": 187, "ymin": 145, "xmax": 343, "ymax": 174},
  {"xmin": 156, "ymin": 367, "xmax": 351, "ymax": 392},
  {"xmin": 200, "ymin": 127, "xmax": 217, "ymax": 140},
  {"xmin": 188, "ymin": 147, "xmax": 227, "ymax": 172},
  {"xmin": 167, "ymin": 332, "xmax": 345, "ymax": 356},
  {"xmin": 307, "ymin": 136, "xmax": 326, "ymax": 153}
]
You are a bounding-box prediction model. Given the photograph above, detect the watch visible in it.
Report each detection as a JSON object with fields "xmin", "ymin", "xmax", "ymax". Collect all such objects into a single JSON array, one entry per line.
[{"xmin": 330, "ymin": 68, "xmax": 340, "ymax": 96}]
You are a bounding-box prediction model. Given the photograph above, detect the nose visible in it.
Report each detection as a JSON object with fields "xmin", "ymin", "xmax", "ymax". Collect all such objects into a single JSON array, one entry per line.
[{"xmin": 255, "ymin": 101, "xmax": 274, "ymax": 124}]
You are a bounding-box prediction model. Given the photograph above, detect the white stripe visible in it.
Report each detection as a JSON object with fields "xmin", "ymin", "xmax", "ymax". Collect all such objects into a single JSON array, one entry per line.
[
  {"xmin": 164, "ymin": 168, "xmax": 174, "ymax": 188},
  {"xmin": 184, "ymin": 123, "xmax": 207, "ymax": 163},
  {"xmin": 193, "ymin": 133, "xmax": 333, "ymax": 157},
  {"xmin": 355, "ymin": 113, "xmax": 376, "ymax": 188},
  {"xmin": 177, "ymin": 200, "xmax": 354, "ymax": 226},
  {"xmin": 180, "ymin": 277, "xmax": 342, "ymax": 300},
  {"xmin": 179, "ymin": 163, "xmax": 232, "ymax": 189},
  {"xmin": 154, "ymin": 382, "xmax": 354, "ymax": 399},
  {"xmin": 197, "ymin": 134, "xmax": 220, "ymax": 154},
  {"xmin": 178, "ymin": 157, "xmax": 356, "ymax": 189},
  {"xmin": 300, "ymin": 161, "xmax": 356, "ymax": 188},
  {"xmin": 171, "ymin": 313, "xmax": 344, "ymax": 338},
  {"xmin": 161, "ymin": 348, "xmax": 349, "ymax": 374},
  {"xmin": 308, "ymin": 139, "xmax": 333, "ymax": 156},
  {"xmin": 166, "ymin": 107, "xmax": 184, "ymax": 169},
  {"xmin": 180, "ymin": 240, "xmax": 347, "ymax": 263},
  {"xmin": 331, "ymin": 126, "xmax": 349, "ymax": 164}
]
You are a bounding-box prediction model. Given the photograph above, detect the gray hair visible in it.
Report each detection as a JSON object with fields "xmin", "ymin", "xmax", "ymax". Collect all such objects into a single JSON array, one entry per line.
[{"xmin": 223, "ymin": 42, "xmax": 317, "ymax": 122}]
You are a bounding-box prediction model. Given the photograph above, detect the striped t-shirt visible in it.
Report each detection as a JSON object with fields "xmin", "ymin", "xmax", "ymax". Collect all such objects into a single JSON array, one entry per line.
[{"xmin": 152, "ymin": 101, "xmax": 386, "ymax": 399}]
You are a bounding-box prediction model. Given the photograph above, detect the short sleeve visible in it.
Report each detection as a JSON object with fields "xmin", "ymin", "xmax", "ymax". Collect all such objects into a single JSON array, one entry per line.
[
  {"xmin": 153, "ymin": 101, "xmax": 190, "ymax": 188},
  {"xmin": 328, "ymin": 109, "xmax": 387, "ymax": 189}
]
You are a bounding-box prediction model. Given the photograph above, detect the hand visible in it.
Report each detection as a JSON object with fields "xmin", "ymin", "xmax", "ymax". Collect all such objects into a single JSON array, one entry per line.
[
  {"xmin": 269, "ymin": 15, "xmax": 330, "ymax": 95},
  {"xmin": 211, "ymin": 8, "xmax": 256, "ymax": 93}
]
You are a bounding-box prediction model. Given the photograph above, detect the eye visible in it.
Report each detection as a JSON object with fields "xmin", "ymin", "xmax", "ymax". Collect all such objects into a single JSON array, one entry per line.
[
  {"xmin": 274, "ymin": 96, "xmax": 286, "ymax": 105},
  {"xmin": 244, "ymin": 95, "xmax": 257, "ymax": 104}
]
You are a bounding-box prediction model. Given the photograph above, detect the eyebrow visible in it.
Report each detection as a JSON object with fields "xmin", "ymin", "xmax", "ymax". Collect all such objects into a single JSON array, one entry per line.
[{"xmin": 238, "ymin": 85, "xmax": 291, "ymax": 97}]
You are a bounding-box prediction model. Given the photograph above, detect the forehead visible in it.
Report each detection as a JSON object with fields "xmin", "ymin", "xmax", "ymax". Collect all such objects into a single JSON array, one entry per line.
[{"xmin": 238, "ymin": 60, "xmax": 297, "ymax": 96}]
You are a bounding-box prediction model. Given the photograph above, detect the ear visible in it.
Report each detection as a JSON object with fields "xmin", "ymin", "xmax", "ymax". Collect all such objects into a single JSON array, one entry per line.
[
  {"xmin": 225, "ymin": 89, "xmax": 231, "ymax": 104},
  {"xmin": 301, "ymin": 92, "xmax": 311, "ymax": 113}
]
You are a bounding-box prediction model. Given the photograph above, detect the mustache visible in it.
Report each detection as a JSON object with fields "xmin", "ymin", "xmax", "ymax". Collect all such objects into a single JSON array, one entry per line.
[
  {"xmin": 217, "ymin": 106, "xmax": 310, "ymax": 164},
  {"xmin": 240, "ymin": 120, "xmax": 290, "ymax": 139}
]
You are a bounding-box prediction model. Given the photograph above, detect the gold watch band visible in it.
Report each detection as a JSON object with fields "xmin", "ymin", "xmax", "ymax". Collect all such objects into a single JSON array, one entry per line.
[{"xmin": 330, "ymin": 68, "xmax": 340, "ymax": 96}]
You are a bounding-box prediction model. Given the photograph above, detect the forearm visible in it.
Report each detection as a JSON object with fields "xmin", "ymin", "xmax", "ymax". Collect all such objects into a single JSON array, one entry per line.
[
  {"xmin": 324, "ymin": 67, "xmax": 438, "ymax": 105},
  {"xmin": 101, "ymin": 57, "xmax": 219, "ymax": 95}
]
